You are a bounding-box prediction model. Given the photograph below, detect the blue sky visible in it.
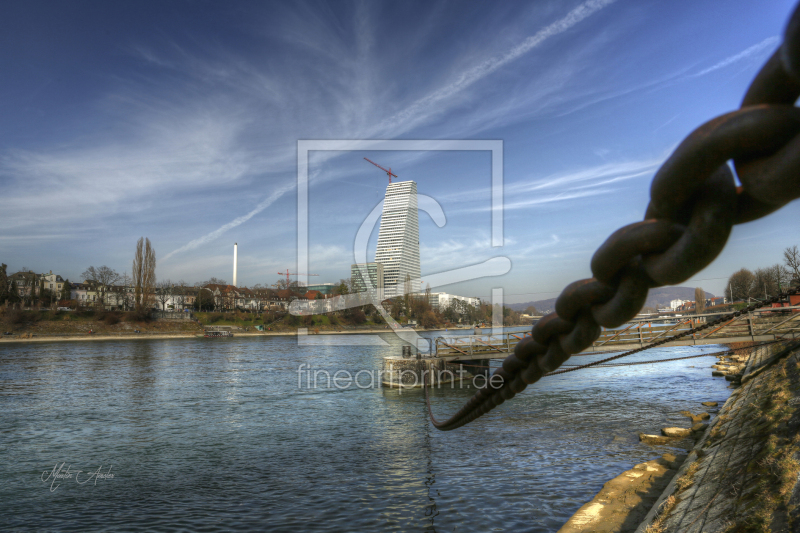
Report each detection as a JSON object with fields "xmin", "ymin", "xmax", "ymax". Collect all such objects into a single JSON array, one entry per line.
[{"xmin": 1, "ymin": 0, "xmax": 798, "ymax": 303}]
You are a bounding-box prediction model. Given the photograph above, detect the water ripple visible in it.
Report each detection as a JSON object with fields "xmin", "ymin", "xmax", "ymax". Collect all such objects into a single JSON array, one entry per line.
[{"xmin": 0, "ymin": 333, "xmax": 730, "ymax": 531}]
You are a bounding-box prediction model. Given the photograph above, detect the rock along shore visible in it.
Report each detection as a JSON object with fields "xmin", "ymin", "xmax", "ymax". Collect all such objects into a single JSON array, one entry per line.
[{"xmin": 560, "ymin": 339, "xmax": 800, "ymax": 533}]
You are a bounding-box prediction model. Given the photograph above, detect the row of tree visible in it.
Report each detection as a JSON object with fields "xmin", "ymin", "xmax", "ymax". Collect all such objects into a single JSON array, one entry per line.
[
  {"xmin": 1, "ymin": 237, "xmax": 157, "ymax": 312},
  {"xmin": 725, "ymin": 245, "xmax": 800, "ymax": 303}
]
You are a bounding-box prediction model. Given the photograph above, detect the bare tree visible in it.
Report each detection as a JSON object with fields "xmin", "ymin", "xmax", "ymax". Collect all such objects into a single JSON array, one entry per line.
[
  {"xmin": 81, "ymin": 265, "xmax": 121, "ymax": 308},
  {"xmin": 403, "ymin": 273, "xmax": 412, "ymax": 313},
  {"xmin": 60, "ymin": 279, "xmax": 71, "ymax": 302},
  {"xmin": 156, "ymin": 280, "xmax": 172, "ymax": 310},
  {"xmin": 116, "ymin": 272, "xmax": 132, "ymax": 310},
  {"xmin": 29, "ymin": 273, "xmax": 37, "ymax": 307},
  {"xmin": 332, "ymin": 279, "xmax": 350, "ymax": 296},
  {"xmin": 173, "ymin": 280, "xmax": 187, "ymax": 310},
  {"xmin": 753, "ymin": 265, "xmax": 789, "ymax": 299},
  {"xmin": 727, "ymin": 268, "xmax": 755, "ymax": 302},
  {"xmin": 132, "ymin": 237, "xmax": 156, "ymax": 311},
  {"xmin": 274, "ymin": 278, "xmax": 303, "ymax": 290},
  {"xmin": 133, "ymin": 241, "xmax": 144, "ymax": 308},
  {"xmin": 785, "ymin": 245, "xmax": 800, "ymax": 282},
  {"xmin": 0, "ymin": 263, "xmax": 9, "ymax": 305},
  {"xmin": 774, "ymin": 263, "xmax": 793, "ymax": 290},
  {"xmin": 695, "ymin": 287, "xmax": 706, "ymax": 314}
]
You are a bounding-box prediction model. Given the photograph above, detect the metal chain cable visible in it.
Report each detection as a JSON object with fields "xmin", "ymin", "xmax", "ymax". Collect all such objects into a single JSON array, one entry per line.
[
  {"xmin": 542, "ymin": 292, "xmax": 797, "ymax": 374},
  {"xmin": 427, "ymin": 3, "xmax": 800, "ymax": 431},
  {"xmin": 449, "ymin": 342, "xmax": 778, "ymax": 371},
  {"xmin": 448, "ymin": 352, "xmax": 718, "ymax": 371},
  {"xmin": 425, "ymin": 292, "xmax": 796, "ymax": 423},
  {"xmin": 553, "ymin": 350, "xmax": 747, "ymax": 369},
  {"xmin": 545, "ymin": 337, "xmax": 787, "ymax": 375}
]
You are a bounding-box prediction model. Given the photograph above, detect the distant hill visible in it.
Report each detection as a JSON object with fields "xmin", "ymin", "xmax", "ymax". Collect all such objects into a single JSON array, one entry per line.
[
  {"xmin": 509, "ymin": 286, "xmax": 715, "ymax": 314},
  {"xmin": 644, "ymin": 287, "xmax": 715, "ymax": 310}
]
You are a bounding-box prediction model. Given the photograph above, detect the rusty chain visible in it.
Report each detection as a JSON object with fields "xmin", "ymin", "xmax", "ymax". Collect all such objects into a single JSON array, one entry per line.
[{"xmin": 428, "ymin": 3, "xmax": 800, "ymax": 431}]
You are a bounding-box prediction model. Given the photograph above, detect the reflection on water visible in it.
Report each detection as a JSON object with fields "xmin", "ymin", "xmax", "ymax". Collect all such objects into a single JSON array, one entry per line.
[{"xmin": 0, "ymin": 331, "xmax": 731, "ymax": 532}]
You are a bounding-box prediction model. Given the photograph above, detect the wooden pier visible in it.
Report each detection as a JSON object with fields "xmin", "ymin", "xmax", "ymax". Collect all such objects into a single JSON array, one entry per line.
[
  {"xmin": 434, "ymin": 308, "xmax": 800, "ymax": 359},
  {"xmin": 382, "ymin": 308, "xmax": 800, "ymax": 387}
]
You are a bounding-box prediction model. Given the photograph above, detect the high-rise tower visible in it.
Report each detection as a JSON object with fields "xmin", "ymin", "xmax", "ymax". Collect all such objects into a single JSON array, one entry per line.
[{"xmin": 374, "ymin": 181, "xmax": 420, "ymax": 297}]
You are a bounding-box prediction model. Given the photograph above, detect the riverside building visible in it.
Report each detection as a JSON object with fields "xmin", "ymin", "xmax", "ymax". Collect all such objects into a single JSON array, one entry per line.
[
  {"xmin": 351, "ymin": 263, "xmax": 384, "ymax": 301},
  {"xmin": 374, "ymin": 181, "xmax": 421, "ymax": 297}
]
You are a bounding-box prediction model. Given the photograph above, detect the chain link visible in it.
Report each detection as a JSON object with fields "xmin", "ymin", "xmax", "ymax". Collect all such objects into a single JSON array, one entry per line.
[{"xmin": 429, "ymin": 3, "xmax": 800, "ymax": 431}]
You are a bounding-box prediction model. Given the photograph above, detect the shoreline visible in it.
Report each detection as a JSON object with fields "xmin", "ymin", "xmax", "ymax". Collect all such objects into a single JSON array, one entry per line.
[
  {"xmin": 0, "ymin": 326, "xmax": 485, "ymax": 344},
  {"xmin": 559, "ymin": 339, "xmax": 800, "ymax": 532}
]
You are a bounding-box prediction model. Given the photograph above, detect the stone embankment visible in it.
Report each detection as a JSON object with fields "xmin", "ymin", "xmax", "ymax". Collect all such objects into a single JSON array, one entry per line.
[
  {"xmin": 636, "ymin": 339, "xmax": 800, "ymax": 533},
  {"xmin": 560, "ymin": 339, "xmax": 800, "ymax": 533}
]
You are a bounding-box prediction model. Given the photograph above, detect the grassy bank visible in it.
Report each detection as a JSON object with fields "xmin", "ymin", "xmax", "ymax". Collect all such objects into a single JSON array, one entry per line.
[
  {"xmin": 0, "ymin": 308, "xmax": 201, "ymax": 336},
  {"xmin": 1, "ymin": 308, "xmax": 513, "ymax": 338}
]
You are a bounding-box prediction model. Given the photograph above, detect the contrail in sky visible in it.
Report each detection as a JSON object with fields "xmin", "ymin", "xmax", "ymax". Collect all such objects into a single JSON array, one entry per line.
[
  {"xmin": 165, "ymin": 0, "xmax": 617, "ymax": 259},
  {"xmin": 385, "ymin": 0, "xmax": 617, "ymax": 131},
  {"xmin": 162, "ymin": 183, "xmax": 294, "ymax": 261},
  {"xmin": 694, "ymin": 36, "xmax": 779, "ymax": 77}
]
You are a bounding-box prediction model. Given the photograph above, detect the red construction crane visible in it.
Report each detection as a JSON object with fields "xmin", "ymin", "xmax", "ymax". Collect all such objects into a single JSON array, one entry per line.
[
  {"xmin": 364, "ymin": 157, "xmax": 397, "ymax": 184},
  {"xmin": 277, "ymin": 270, "xmax": 319, "ymax": 287}
]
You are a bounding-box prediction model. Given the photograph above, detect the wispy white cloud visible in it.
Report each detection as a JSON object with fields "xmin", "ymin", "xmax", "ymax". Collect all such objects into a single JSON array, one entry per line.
[
  {"xmin": 308, "ymin": 244, "xmax": 352, "ymax": 273},
  {"xmin": 542, "ymin": 36, "xmax": 779, "ymax": 121},
  {"xmin": 694, "ymin": 36, "xmax": 779, "ymax": 77},
  {"xmin": 501, "ymin": 187, "xmax": 613, "ymax": 211},
  {"xmin": 438, "ymin": 156, "xmax": 662, "ymax": 215},
  {"xmin": 420, "ymin": 233, "xmax": 564, "ymax": 277},
  {"xmin": 508, "ymin": 159, "xmax": 660, "ymax": 195},
  {"xmin": 653, "ymin": 113, "xmax": 681, "ymax": 133},
  {"xmin": 377, "ymin": 0, "xmax": 617, "ymax": 135},
  {"xmin": 153, "ymin": 0, "xmax": 619, "ymax": 259},
  {"xmin": 3, "ymin": 0, "xmax": 778, "ymax": 294},
  {"xmin": 0, "ymin": 108, "xmax": 257, "ymax": 230},
  {"xmin": 161, "ymin": 182, "xmax": 295, "ymax": 261},
  {"xmin": 420, "ymin": 234, "xmax": 510, "ymax": 272}
]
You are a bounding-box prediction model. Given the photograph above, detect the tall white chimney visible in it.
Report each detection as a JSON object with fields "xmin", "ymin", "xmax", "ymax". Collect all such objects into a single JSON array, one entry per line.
[{"xmin": 233, "ymin": 243, "xmax": 238, "ymax": 287}]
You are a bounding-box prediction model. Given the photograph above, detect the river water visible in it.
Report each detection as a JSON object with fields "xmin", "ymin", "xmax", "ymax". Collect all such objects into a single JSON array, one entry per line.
[{"xmin": 0, "ymin": 329, "xmax": 732, "ymax": 532}]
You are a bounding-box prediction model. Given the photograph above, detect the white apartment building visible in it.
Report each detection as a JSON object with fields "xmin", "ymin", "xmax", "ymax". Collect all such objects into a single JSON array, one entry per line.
[
  {"xmin": 374, "ymin": 181, "xmax": 421, "ymax": 297},
  {"xmin": 39, "ymin": 271, "xmax": 66, "ymax": 295},
  {"xmin": 416, "ymin": 292, "xmax": 480, "ymax": 312},
  {"xmin": 670, "ymin": 299, "xmax": 689, "ymax": 310}
]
